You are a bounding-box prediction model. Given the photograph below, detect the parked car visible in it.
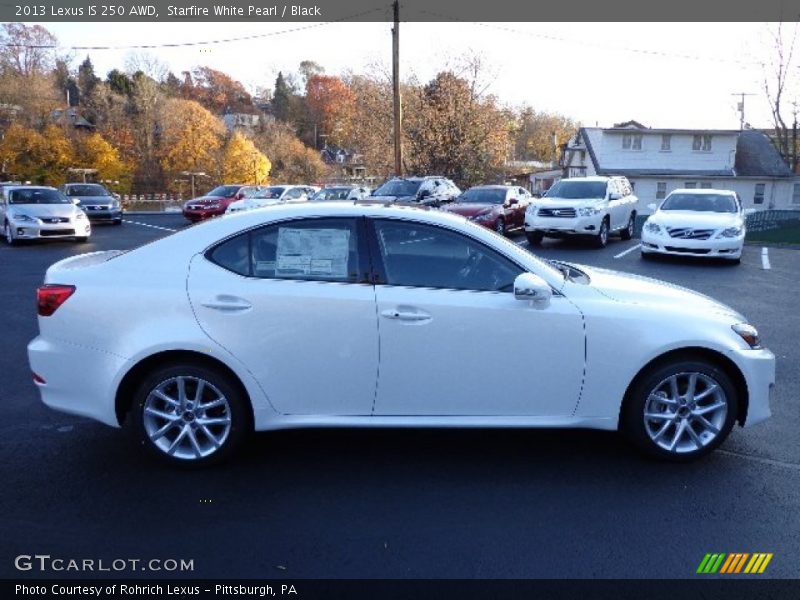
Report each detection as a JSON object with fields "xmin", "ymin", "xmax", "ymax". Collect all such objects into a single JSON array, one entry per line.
[
  {"xmin": 225, "ymin": 185, "xmax": 311, "ymax": 214},
  {"xmin": 641, "ymin": 189, "xmax": 745, "ymax": 263},
  {"xmin": 524, "ymin": 176, "xmax": 638, "ymax": 248},
  {"xmin": 2, "ymin": 185, "xmax": 91, "ymax": 245},
  {"xmin": 441, "ymin": 185, "xmax": 531, "ymax": 235},
  {"xmin": 370, "ymin": 176, "xmax": 461, "ymax": 207},
  {"xmin": 310, "ymin": 185, "xmax": 371, "ymax": 201},
  {"xmin": 182, "ymin": 185, "xmax": 255, "ymax": 223},
  {"xmin": 28, "ymin": 203, "xmax": 774, "ymax": 466},
  {"xmin": 60, "ymin": 183, "xmax": 123, "ymax": 225}
]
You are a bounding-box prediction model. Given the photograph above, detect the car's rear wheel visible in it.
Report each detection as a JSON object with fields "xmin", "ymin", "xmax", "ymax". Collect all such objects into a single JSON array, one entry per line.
[
  {"xmin": 593, "ymin": 218, "xmax": 609, "ymax": 248},
  {"xmin": 130, "ymin": 364, "xmax": 251, "ymax": 467},
  {"xmin": 621, "ymin": 358, "xmax": 738, "ymax": 461},
  {"xmin": 4, "ymin": 221, "xmax": 17, "ymax": 246},
  {"xmin": 526, "ymin": 231, "xmax": 544, "ymax": 245},
  {"xmin": 620, "ymin": 212, "xmax": 635, "ymax": 240}
]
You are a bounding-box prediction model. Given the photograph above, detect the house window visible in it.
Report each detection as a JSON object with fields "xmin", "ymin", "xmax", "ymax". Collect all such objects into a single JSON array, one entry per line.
[
  {"xmin": 693, "ymin": 134, "xmax": 712, "ymax": 151},
  {"xmin": 661, "ymin": 135, "xmax": 671, "ymax": 151},
  {"xmin": 622, "ymin": 134, "xmax": 642, "ymax": 150},
  {"xmin": 656, "ymin": 182, "xmax": 666, "ymax": 199},
  {"xmin": 700, "ymin": 182, "xmax": 712, "ymax": 189},
  {"xmin": 685, "ymin": 182, "xmax": 697, "ymax": 189},
  {"xmin": 793, "ymin": 183, "xmax": 800, "ymax": 204},
  {"xmin": 754, "ymin": 183, "xmax": 765, "ymax": 205}
]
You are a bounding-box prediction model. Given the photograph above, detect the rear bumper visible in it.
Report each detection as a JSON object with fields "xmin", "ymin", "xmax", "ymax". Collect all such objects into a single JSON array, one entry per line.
[{"xmin": 28, "ymin": 336, "xmax": 125, "ymax": 427}]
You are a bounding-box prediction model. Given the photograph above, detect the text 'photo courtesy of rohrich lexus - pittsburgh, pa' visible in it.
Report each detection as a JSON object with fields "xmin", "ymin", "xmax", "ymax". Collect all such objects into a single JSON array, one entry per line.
[{"xmin": 27, "ymin": 202, "xmax": 775, "ymax": 467}]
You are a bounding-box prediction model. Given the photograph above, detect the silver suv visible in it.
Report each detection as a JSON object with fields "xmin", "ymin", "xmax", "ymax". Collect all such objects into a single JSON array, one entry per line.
[{"xmin": 524, "ymin": 176, "xmax": 638, "ymax": 248}]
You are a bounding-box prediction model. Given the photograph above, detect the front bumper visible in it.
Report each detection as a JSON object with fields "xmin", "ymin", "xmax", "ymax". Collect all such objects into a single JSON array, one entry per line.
[
  {"xmin": 525, "ymin": 212, "xmax": 603, "ymax": 236},
  {"xmin": 727, "ymin": 346, "xmax": 775, "ymax": 427},
  {"xmin": 641, "ymin": 231, "xmax": 744, "ymax": 259},
  {"xmin": 81, "ymin": 206, "xmax": 123, "ymax": 222},
  {"xmin": 28, "ymin": 336, "xmax": 127, "ymax": 427},
  {"xmin": 183, "ymin": 207, "xmax": 223, "ymax": 222},
  {"xmin": 10, "ymin": 219, "xmax": 91, "ymax": 239}
]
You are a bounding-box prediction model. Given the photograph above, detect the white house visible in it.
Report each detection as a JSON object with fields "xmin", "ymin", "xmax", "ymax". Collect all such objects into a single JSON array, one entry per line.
[{"xmin": 561, "ymin": 121, "xmax": 800, "ymax": 213}]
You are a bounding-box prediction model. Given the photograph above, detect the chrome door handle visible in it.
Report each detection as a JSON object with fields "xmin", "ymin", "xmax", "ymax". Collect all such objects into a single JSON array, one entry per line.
[
  {"xmin": 381, "ymin": 309, "xmax": 431, "ymax": 321},
  {"xmin": 201, "ymin": 296, "xmax": 252, "ymax": 312}
]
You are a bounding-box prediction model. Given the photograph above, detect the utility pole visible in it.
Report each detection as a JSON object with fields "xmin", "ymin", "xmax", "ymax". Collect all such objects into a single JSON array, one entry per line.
[
  {"xmin": 731, "ymin": 92, "xmax": 755, "ymax": 131},
  {"xmin": 392, "ymin": 0, "xmax": 402, "ymax": 176}
]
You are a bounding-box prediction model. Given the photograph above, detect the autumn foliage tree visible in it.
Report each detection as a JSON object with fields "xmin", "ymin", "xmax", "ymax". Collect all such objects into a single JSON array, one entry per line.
[
  {"xmin": 305, "ymin": 75, "xmax": 355, "ymax": 146},
  {"xmin": 74, "ymin": 132, "xmax": 129, "ymax": 187},
  {"xmin": 159, "ymin": 98, "xmax": 225, "ymax": 180},
  {"xmin": 221, "ymin": 131, "xmax": 271, "ymax": 184}
]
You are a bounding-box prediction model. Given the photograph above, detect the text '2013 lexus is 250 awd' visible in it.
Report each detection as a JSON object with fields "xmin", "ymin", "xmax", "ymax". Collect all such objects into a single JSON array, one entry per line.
[{"xmin": 28, "ymin": 203, "xmax": 775, "ymax": 466}]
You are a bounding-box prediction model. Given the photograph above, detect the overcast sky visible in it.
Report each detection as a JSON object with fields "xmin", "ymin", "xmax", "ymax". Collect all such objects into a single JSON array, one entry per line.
[{"xmin": 40, "ymin": 21, "xmax": 797, "ymax": 130}]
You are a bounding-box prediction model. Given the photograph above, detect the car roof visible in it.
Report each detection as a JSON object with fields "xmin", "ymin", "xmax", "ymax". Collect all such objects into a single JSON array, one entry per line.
[
  {"xmin": 5, "ymin": 185, "xmax": 56, "ymax": 191},
  {"xmin": 667, "ymin": 188, "xmax": 736, "ymax": 196},
  {"xmin": 467, "ymin": 185, "xmax": 514, "ymax": 190},
  {"xmin": 560, "ymin": 176, "xmax": 615, "ymax": 183}
]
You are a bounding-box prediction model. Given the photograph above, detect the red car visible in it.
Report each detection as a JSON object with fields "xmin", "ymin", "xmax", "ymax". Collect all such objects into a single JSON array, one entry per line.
[
  {"xmin": 441, "ymin": 185, "xmax": 531, "ymax": 236},
  {"xmin": 182, "ymin": 185, "xmax": 258, "ymax": 223}
]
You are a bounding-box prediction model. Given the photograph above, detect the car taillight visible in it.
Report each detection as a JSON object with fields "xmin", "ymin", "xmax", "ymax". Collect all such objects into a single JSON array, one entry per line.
[{"xmin": 37, "ymin": 284, "xmax": 76, "ymax": 317}]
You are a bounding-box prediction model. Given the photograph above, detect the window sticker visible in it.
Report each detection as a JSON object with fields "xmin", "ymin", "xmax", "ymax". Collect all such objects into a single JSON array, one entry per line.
[{"xmin": 276, "ymin": 227, "xmax": 351, "ymax": 278}]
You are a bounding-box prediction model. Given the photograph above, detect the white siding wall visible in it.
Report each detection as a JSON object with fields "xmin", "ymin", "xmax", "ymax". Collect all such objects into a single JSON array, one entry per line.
[
  {"xmin": 585, "ymin": 130, "xmax": 738, "ymax": 172},
  {"xmin": 632, "ymin": 177, "xmax": 800, "ymax": 214}
]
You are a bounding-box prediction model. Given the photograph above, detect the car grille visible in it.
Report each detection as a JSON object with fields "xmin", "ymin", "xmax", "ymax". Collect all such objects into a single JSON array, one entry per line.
[
  {"xmin": 664, "ymin": 246, "xmax": 711, "ymax": 254},
  {"xmin": 537, "ymin": 207, "xmax": 576, "ymax": 218},
  {"xmin": 86, "ymin": 205, "xmax": 109, "ymax": 210},
  {"xmin": 36, "ymin": 217, "xmax": 70, "ymax": 224},
  {"xmin": 40, "ymin": 229, "xmax": 75, "ymax": 237},
  {"xmin": 666, "ymin": 227, "xmax": 714, "ymax": 240}
]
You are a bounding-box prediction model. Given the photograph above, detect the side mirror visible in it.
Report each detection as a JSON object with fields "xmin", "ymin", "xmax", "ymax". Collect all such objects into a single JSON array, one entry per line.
[
  {"xmin": 647, "ymin": 202, "xmax": 657, "ymax": 212},
  {"xmin": 72, "ymin": 198, "xmax": 80, "ymax": 205},
  {"xmin": 609, "ymin": 192, "xmax": 621, "ymax": 200},
  {"xmin": 513, "ymin": 273, "xmax": 552, "ymax": 308},
  {"xmin": 418, "ymin": 189, "xmax": 432, "ymax": 200}
]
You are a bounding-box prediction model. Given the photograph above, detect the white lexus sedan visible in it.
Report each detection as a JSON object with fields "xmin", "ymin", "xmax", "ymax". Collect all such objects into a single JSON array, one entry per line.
[
  {"xmin": 641, "ymin": 188, "xmax": 745, "ymax": 262},
  {"xmin": 28, "ymin": 203, "xmax": 774, "ymax": 466}
]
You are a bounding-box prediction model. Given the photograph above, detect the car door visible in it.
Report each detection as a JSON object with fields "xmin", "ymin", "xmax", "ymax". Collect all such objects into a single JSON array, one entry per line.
[
  {"xmin": 369, "ymin": 218, "xmax": 585, "ymax": 417},
  {"xmin": 187, "ymin": 217, "xmax": 379, "ymax": 416}
]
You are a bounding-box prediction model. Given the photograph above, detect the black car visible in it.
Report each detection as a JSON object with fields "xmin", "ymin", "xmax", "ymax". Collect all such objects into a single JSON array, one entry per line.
[
  {"xmin": 370, "ymin": 176, "xmax": 461, "ymax": 207},
  {"xmin": 60, "ymin": 183, "xmax": 123, "ymax": 225}
]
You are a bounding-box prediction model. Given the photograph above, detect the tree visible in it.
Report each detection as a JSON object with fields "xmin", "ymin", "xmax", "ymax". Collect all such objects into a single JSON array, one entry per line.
[
  {"xmin": 159, "ymin": 98, "xmax": 225, "ymax": 178},
  {"xmin": 298, "ymin": 60, "xmax": 324, "ymax": 89},
  {"xmin": 53, "ymin": 59, "xmax": 79, "ymax": 106},
  {"xmin": 763, "ymin": 22, "xmax": 799, "ymax": 171},
  {"xmin": 0, "ymin": 123, "xmax": 74, "ymax": 184},
  {"xmin": 272, "ymin": 72, "xmax": 293, "ymax": 122},
  {"xmin": 0, "ymin": 23, "xmax": 58, "ymax": 77},
  {"xmin": 305, "ymin": 75, "xmax": 355, "ymax": 147},
  {"xmin": 74, "ymin": 132, "xmax": 128, "ymax": 185},
  {"xmin": 106, "ymin": 69, "xmax": 133, "ymax": 96},
  {"xmin": 78, "ymin": 56, "xmax": 100, "ymax": 99},
  {"xmin": 220, "ymin": 131, "xmax": 271, "ymax": 184},
  {"xmin": 181, "ymin": 66, "xmax": 253, "ymax": 115},
  {"xmin": 512, "ymin": 107, "xmax": 579, "ymax": 163},
  {"xmin": 254, "ymin": 121, "xmax": 328, "ymax": 183}
]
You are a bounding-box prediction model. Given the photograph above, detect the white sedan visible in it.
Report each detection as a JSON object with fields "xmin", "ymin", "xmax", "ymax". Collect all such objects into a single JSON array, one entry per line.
[
  {"xmin": 225, "ymin": 185, "xmax": 310, "ymax": 214},
  {"xmin": 641, "ymin": 188, "xmax": 745, "ymax": 262},
  {"xmin": 28, "ymin": 203, "xmax": 774, "ymax": 466}
]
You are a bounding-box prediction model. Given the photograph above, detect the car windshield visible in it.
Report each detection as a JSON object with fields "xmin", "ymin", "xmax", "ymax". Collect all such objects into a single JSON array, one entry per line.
[
  {"xmin": 312, "ymin": 188, "xmax": 352, "ymax": 201},
  {"xmin": 253, "ymin": 186, "xmax": 286, "ymax": 199},
  {"xmin": 373, "ymin": 179, "xmax": 422, "ymax": 197},
  {"xmin": 458, "ymin": 188, "xmax": 506, "ymax": 204},
  {"xmin": 660, "ymin": 193, "xmax": 738, "ymax": 213},
  {"xmin": 64, "ymin": 184, "xmax": 109, "ymax": 197},
  {"xmin": 545, "ymin": 181, "xmax": 607, "ymax": 200},
  {"xmin": 8, "ymin": 188, "xmax": 70, "ymax": 205},
  {"xmin": 207, "ymin": 185, "xmax": 241, "ymax": 198}
]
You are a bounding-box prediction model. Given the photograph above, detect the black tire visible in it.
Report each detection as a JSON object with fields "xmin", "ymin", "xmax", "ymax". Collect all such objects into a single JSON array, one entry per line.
[
  {"xmin": 620, "ymin": 212, "xmax": 635, "ymax": 240},
  {"xmin": 640, "ymin": 250, "xmax": 653, "ymax": 261},
  {"xmin": 593, "ymin": 218, "xmax": 609, "ymax": 248},
  {"xmin": 75, "ymin": 236, "xmax": 89, "ymax": 243},
  {"xmin": 495, "ymin": 218, "xmax": 505, "ymax": 236},
  {"xmin": 4, "ymin": 221, "xmax": 17, "ymax": 246},
  {"xmin": 526, "ymin": 231, "xmax": 544, "ymax": 245},
  {"xmin": 129, "ymin": 363, "xmax": 251, "ymax": 467},
  {"xmin": 620, "ymin": 358, "xmax": 738, "ymax": 462}
]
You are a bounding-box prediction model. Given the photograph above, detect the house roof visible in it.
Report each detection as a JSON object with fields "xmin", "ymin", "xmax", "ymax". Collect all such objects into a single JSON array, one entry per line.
[
  {"xmin": 597, "ymin": 168, "xmax": 735, "ymax": 177},
  {"xmin": 734, "ymin": 130, "xmax": 794, "ymax": 178}
]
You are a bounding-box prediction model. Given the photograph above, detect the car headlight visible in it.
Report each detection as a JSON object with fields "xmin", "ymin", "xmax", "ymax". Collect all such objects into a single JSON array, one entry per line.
[
  {"xmin": 732, "ymin": 323, "xmax": 761, "ymax": 349},
  {"xmin": 10, "ymin": 213, "xmax": 37, "ymax": 223},
  {"xmin": 644, "ymin": 221, "xmax": 662, "ymax": 234},
  {"xmin": 577, "ymin": 206, "xmax": 602, "ymax": 216},
  {"xmin": 111, "ymin": 200, "xmax": 121, "ymax": 209},
  {"xmin": 717, "ymin": 226, "xmax": 743, "ymax": 238}
]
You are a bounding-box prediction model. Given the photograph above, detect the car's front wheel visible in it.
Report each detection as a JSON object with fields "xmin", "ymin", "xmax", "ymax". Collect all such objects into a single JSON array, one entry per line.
[
  {"xmin": 130, "ymin": 363, "xmax": 251, "ymax": 467},
  {"xmin": 620, "ymin": 212, "xmax": 635, "ymax": 240},
  {"xmin": 4, "ymin": 221, "xmax": 17, "ymax": 246},
  {"xmin": 526, "ymin": 231, "xmax": 544, "ymax": 245},
  {"xmin": 621, "ymin": 358, "xmax": 738, "ymax": 461}
]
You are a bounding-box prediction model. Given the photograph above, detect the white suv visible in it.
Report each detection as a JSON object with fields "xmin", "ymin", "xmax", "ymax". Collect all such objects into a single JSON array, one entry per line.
[{"xmin": 525, "ymin": 176, "xmax": 638, "ymax": 248}]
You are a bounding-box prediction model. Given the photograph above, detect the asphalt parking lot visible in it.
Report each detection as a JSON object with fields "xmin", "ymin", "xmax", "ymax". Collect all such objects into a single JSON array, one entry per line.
[{"xmin": 1, "ymin": 213, "xmax": 798, "ymax": 579}]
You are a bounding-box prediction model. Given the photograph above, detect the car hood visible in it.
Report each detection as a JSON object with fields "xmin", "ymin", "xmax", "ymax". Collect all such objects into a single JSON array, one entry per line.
[
  {"xmin": 227, "ymin": 197, "xmax": 282, "ymax": 211},
  {"xmin": 72, "ymin": 195, "xmax": 115, "ymax": 206},
  {"xmin": 369, "ymin": 194, "xmax": 418, "ymax": 203},
  {"xmin": 648, "ymin": 210, "xmax": 742, "ymax": 229},
  {"xmin": 537, "ymin": 196, "xmax": 604, "ymax": 207},
  {"xmin": 574, "ymin": 264, "xmax": 744, "ymax": 320},
  {"xmin": 185, "ymin": 196, "xmax": 226, "ymax": 207},
  {"xmin": 11, "ymin": 204, "xmax": 81, "ymax": 218},
  {"xmin": 443, "ymin": 203, "xmax": 498, "ymax": 217}
]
